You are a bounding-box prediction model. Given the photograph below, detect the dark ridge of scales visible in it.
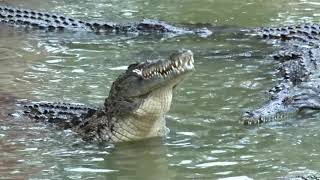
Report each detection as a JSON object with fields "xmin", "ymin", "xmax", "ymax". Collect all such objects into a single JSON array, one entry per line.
[
  {"xmin": 257, "ymin": 25, "xmax": 320, "ymax": 94},
  {"xmin": 21, "ymin": 101, "xmax": 99, "ymax": 129},
  {"xmin": 0, "ymin": 6, "xmax": 205, "ymax": 35},
  {"xmin": 255, "ymin": 24, "xmax": 320, "ymax": 43},
  {"xmin": 0, "ymin": 5, "xmax": 116, "ymax": 32}
]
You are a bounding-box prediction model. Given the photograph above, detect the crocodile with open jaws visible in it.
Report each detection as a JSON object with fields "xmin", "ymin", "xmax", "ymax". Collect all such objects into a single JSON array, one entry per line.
[
  {"xmin": 0, "ymin": 6, "xmax": 212, "ymax": 37},
  {"xmin": 17, "ymin": 50, "xmax": 195, "ymax": 142}
]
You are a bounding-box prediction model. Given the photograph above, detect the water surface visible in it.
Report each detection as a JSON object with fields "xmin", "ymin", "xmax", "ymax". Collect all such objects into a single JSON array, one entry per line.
[{"xmin": 1, "ymin": 0, "xmax": 320, "ymax": 179}]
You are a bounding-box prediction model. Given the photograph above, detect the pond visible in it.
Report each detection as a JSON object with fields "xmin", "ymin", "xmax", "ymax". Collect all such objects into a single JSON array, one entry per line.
[{"xmin": 1, "ymin": 0, "xmax": 320, "ymax": 179}]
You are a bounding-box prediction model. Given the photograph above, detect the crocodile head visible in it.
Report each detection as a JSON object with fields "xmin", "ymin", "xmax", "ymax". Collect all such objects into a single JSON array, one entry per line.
[
  {"xmin": 104, "ymin": 50, "xmax": 194, "ymax": 138},
  {"xmin": 240, "ymin": 82, "xmax": 320, "ymax": 125},
  {"xmin": 240, "ymin": 95, "xmax": 296, "ymax": 125}
]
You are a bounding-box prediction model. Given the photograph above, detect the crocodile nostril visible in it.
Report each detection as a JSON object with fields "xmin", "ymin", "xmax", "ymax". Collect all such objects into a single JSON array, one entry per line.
[{"xmin": 244, "ymin": 111, "xmax": 254, "ymax": 117}]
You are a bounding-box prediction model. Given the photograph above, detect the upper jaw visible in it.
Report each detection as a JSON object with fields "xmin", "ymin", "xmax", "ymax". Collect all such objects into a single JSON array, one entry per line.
[{"xmin": 133, "ymin": 50, "xmax": 194, "ymax": 80}]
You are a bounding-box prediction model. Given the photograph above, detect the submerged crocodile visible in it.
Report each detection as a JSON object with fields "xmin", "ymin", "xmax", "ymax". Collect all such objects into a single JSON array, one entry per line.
[
  {"xmin": 17, "ymin": 50, "xmax": 195, "ymax": 142},
  {"xmin": 0, "ymin": 6, "xmax": 211, "ymax": 37},
  {"xmin": 241, "ymin": 24, "xmax": 320, "ymax": 124}
]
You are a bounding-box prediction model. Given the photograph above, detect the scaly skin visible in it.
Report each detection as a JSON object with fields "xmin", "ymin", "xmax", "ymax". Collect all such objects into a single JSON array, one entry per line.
[
  {"xmin": 282, "ymin": 171, "xmax": 320, "ymax": 180},
  {"xmin": 20, "ymin": 50, "xmax": 195, "ymax": 142},
  {"xmin": 254, "ymin": 24, "xmax": 320, "ymax": 43},
  {"xmin": 241, "ymin": 25, "xmax": 320, "ymax": 124},
  {"xmin": 19, "ymin": 101, "xmax": 98, "ymax": 129},
  {"xmin": 0, "ymin": 6, "xmax": 212, "ymax": 37}
]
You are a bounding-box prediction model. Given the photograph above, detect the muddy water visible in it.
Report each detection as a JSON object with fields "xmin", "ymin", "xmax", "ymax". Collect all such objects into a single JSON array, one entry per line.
[{"xmin": 0, "ymin": 0, "xmax": 320, "ymax": 179}]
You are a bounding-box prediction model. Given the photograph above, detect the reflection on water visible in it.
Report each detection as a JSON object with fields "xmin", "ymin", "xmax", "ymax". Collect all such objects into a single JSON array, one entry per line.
[{"xmin": 1, "ymin": 0, "xmax": 320, "ymax": 179}]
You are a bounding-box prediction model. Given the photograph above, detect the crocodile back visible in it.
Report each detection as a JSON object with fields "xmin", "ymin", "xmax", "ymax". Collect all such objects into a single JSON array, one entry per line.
[
  {"xmin": 0, "ymin": 6, "xmax": 116, "ymax": 32},
  {"xmin": 19, "ymin": 101, "xmax": 98, "ymax": 129}
]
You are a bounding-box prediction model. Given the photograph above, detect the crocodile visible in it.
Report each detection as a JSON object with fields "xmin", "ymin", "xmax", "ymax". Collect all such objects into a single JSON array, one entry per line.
[
  {"xmin": 0, "ymin": 6, "xmax": 212, "ymax": 37},
  {"xmin": 17, "ymin": 50, "xmax": 195, "ymax": 142},
  {"xmin": 241, "ymin": 24, "xmax": 320, "ymax": 124},
  {"xmin": 282, "ymin": 170, "xmax": 320, "ymax": 180}
]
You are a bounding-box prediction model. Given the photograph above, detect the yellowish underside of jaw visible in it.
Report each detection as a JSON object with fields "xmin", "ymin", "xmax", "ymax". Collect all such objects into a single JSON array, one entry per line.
[
  {"xmin": 108, "ymin": 86, "xmax": 173, "ymax": 142},
  {"xmin": 137, "ymin": 86, "xmax": 173, "ymax": 115}
]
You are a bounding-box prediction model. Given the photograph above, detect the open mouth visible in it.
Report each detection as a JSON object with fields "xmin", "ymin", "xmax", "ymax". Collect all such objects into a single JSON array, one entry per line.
[{"xmin": 139, "ymin": 50, "xmax": 194, "ymax": 79}]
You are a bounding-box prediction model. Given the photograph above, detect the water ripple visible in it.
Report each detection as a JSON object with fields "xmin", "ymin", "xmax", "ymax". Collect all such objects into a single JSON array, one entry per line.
[{"xmin": 1, "ymin": 0, "xmax": 320, "ymax": 179}]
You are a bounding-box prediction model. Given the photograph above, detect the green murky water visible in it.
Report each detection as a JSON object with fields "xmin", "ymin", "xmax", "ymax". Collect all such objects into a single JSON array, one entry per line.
[{"xmin": 1, "ymin": 0, "xmax": 320, "ymax": 179}]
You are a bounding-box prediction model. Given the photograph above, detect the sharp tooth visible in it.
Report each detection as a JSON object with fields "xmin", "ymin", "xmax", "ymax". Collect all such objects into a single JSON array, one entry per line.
[
  {"xmin": 187, "ymin": 59, "xmax": 191, "ymax": 65},
  {"xmin": 176, "ymin": 61, "xmax": 180, "ymax": 67},
  {"xmin": 179, "ymin": 59, "xmax": 183, "ymax": 65}
]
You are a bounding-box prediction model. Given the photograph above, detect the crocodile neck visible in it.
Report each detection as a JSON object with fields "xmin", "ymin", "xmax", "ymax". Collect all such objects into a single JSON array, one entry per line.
[
  {"xmin": 79, "ymin": 113, "xmax": 167, "ymax": 143},
  {"xmin": 77, "ymin": 87, "xmax": 172, "ymax": 142}
]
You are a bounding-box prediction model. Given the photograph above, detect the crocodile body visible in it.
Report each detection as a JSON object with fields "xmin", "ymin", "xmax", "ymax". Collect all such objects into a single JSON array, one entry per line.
[
  {"xmin": 0, "ymin": 6, "xmax": 212, "ymax": 37},
  {"xmin": 282, "ymin": 171, "xmax": 320, "ymax": 180},
  {"xmin": 19, "ymin": 50, "xmax": 195, "ymax": 142},
  {"xmin": 241, "ymin": 24, "xmax": 320, "ymax": 124}
]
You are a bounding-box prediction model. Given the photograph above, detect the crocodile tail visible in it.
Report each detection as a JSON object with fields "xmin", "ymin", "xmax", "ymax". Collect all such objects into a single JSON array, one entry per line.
[{"xmin": 20, "ymin": 101, "xmax": 98, "ymax": 129}]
